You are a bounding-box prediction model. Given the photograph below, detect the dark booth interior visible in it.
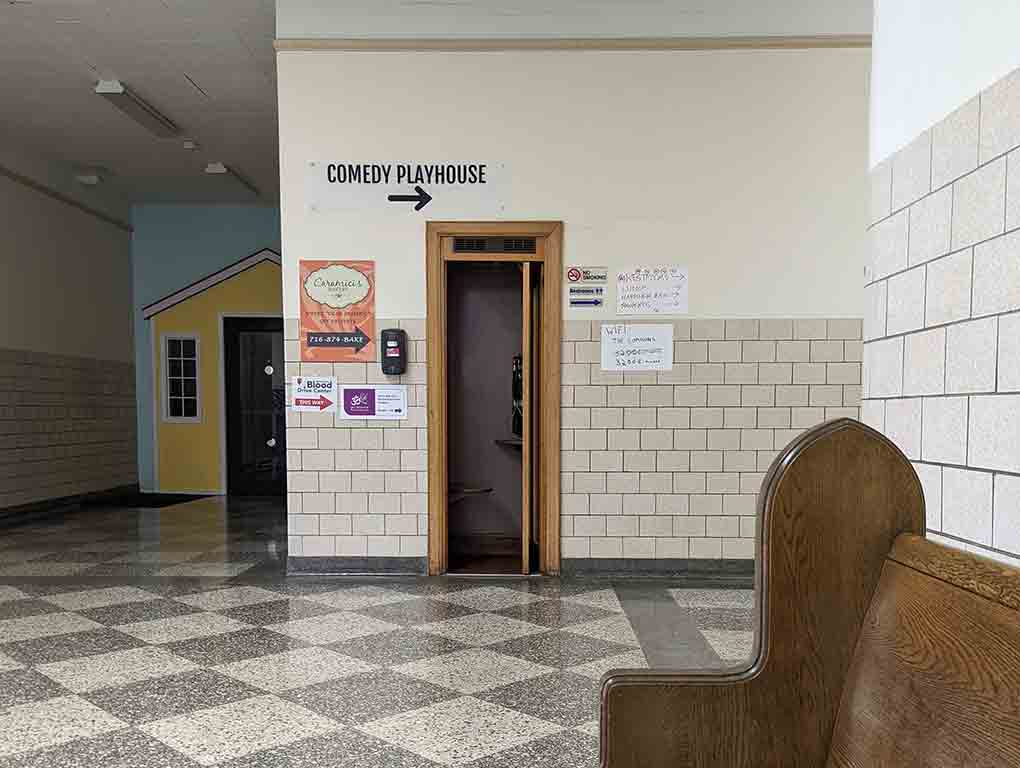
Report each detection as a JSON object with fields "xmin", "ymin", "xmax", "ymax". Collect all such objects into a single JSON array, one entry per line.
[{"xmin": 446, "ymin": 261, "xmax": 526, "ymax": 573}]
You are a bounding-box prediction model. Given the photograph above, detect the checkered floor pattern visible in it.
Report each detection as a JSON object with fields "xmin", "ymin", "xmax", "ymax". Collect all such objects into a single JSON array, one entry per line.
[
  {"xmin": 0, "ymin": 580, "xmax": 649, "ymax": 767},
  {"xmin": 0, "ymin": 500, "xmax": 754, "ymax": 767}
]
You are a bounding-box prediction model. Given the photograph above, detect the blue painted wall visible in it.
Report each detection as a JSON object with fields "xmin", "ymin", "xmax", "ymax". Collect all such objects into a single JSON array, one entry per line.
[{"xmin": 131, "ymin": 205, "xmax": 281, "ymax": 491}]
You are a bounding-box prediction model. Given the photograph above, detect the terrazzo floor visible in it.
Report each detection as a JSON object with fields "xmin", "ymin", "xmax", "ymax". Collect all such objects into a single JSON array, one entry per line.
[{"xmin": 0, "ymin": 498, "xmax": 755, "ymax": 767}]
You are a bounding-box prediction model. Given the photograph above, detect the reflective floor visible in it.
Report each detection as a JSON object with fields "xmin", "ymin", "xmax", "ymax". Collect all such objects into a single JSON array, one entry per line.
[{"xmin": 0, "ymin": 498, "xmax": 754, "ymax": 767}]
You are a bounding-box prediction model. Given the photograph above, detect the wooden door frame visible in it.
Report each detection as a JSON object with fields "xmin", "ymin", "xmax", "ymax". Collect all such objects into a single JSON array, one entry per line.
[{"xmin": 425, "ymin": 221, "xmax": 563, "ymax": 575}]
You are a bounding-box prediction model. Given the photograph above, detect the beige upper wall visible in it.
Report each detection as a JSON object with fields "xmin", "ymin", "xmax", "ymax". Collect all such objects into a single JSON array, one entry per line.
[
  {"xmin": 278, "ymin": 48, "xmax": 870, "ymax": 320},
  {"xmin": 0, "ymin": 174, "xmax": 133, "ymax": 361}
]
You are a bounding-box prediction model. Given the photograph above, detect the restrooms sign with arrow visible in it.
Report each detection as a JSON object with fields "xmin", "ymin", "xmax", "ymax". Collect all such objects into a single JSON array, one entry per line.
[
  {"xmin": 305, "ymin": 161, "xmax": 505, "ymax": 215},
  {"xmin": 299, "ymin": 260, "xmax": 376, "ymax": 362}
]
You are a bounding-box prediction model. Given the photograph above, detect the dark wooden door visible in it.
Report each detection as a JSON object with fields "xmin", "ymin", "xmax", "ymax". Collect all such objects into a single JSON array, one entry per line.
[{"xmin": 224, "ymin": 317, "xmax": 285, "ymax": 496}]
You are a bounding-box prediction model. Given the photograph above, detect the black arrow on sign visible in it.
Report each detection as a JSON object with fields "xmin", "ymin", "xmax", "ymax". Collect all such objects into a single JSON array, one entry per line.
[
  {"xmin": 337, "ymin": 326, "xmax": 371, "ymax": 352},
  {"xmin": 387, "ymin": 185, "xmax": 433, "ymax": 211}
]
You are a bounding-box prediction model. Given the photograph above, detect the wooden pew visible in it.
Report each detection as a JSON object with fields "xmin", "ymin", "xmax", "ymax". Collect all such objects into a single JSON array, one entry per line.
[{"xmin": 600, "ymin": 418, "xmax": 1020, "ymax": 767}]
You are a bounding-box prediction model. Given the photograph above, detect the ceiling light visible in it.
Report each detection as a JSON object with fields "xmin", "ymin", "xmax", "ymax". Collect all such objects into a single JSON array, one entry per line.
[
  {"xmin": 95, "ymin": 79, "xmax": 180, "ymax": 138},
  {"xmin": 205, "ymin": 162, "xmax": 260, "ymax": 198},
  {"xmin": 74, "ymin": 172, "xmax": 102, "ymax": 186},
  {"xmin": 182, "ymin": 138, "xmax": 200, "ymax": 151}
]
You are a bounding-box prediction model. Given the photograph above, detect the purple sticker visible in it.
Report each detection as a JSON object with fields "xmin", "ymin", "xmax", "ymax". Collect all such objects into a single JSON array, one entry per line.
[{"xmin": 343, "ymin": 388, "xmax": 376, "ymax": 416}]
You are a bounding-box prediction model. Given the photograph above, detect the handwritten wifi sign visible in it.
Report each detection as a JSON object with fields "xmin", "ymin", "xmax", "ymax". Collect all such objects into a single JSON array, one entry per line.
[{"xmin": 600, "ymin": 324, "xmax": 674, "ymax": 372}]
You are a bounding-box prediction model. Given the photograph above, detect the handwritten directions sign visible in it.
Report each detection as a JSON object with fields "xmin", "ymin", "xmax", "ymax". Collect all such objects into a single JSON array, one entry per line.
[
  {"xmin": 306, "ymin": 161, "xmax": 504, "ymax": 214},
  {"xmin": 299, "ymin": 260, "xmax": 376, "ymax": 363},
  {"xmin": 339, "ymin": 385, "xmax": 408, "ymax": 420},
  {"xmin": 617, "ymin": 265, "xmax": 689, "ymax": 315},
  {"xmin": 600, "ymin": 324, "xmax": 674, "ymax": 372}
]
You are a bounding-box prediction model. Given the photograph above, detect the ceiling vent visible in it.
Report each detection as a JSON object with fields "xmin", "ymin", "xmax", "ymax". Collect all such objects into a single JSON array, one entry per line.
[{"xmin": 453, "ymin": 237, "xmax": 536, "ymax": 254}]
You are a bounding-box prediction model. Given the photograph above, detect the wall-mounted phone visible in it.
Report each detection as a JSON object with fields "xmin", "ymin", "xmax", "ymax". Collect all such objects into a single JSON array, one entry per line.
[{"xmin": 381, "ymin": 328, "xmax": 408, "ymax": 376}]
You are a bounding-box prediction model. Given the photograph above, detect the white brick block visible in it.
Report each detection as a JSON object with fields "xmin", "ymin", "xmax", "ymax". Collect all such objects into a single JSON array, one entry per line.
[
  {"xmin": 607, "ymin": 473, "xmax": 639, "ymax": 493},
  {"xmin": 993, "ymin": 474, "xmax": 1020, "ymax": 554},
  {"xmin": 722, "ymin": 539, "xmax": 755, "ymax": 559},
  {"xmin": 886, "ymin": 267, "xmax": 926, "ymax": 335},
  {"xmin": 674, "ymin": 516, "xmax": 706, "ymax": 537},
  {"xmin": 759, "ymin": 319, "xmax": 794, "ymax": 340},
  {"xmin": 690, "ymin": 538, "xmax": 723, "ymax": 559},
  {"xmin": 590, "ymin": 538, "xmax": 623, "ymax": 558},
  {"xmin": 606, "ymin": 517, "xmax": 639, "ymax": 537},
  {"xmin": 607, "ymin": 430, "xmax": 639, "ymax": 451},
  {"xmin": 692, "ymin": 364, "xmax": 725, "ymax": 385},
  {"xmin": 352, "ymin": 514, "xmax": 385, "ymax": 535},
  {"xmin": 724, "ymin": 364, "xmax": 758, "ymax": 385},
  {"xmin": 884, "ymin": 398, "xmax": 922, "ymax": 459},
  {"xmin": 622, "ymin": 494, "xmax": 655, "ymax": 515},
  {"xmin": 723, "ymin": 495, "xmax": 756, "ymax": 516},
  {"xmin": 367, "ymin": 450, "xmax": 400, "ymax": 471},
  {"xmin": 673, "ymin": 472, "xmax": 707, "ymax": 493},
  {"xmin": 638, "ymin": 516, "xmax": 672, "ymax": 537},
  {"xmin": 913, "ymin": 462, "xmax": 943, "ymax": 531},
  {"xmin": 591, "ymin": 408, "xmax": 624, "ymax": 429},
  {"xmin": 656, "ymin": 451, "xmax": 690, "ymax": 472},
  {"xmin": 351, "ymin": 429, "xmax": 383, "ymax": 450},
  {"xmin": 674, "ymin": 385, "xmax": 708, "ymax": 407},
  {"xmin": 336, "ymin": 493, "xmax": 368, "ymax": 514},
  {"xmin": 657, "ymin": 408, "xmax": 690, "ymax": 429},
  {"xmin": 892, "ymin": 129, "xmax": 932, "ymax": 210},
  {"xmin": 794, "ymin": 319, "xmax": 828, "ymax": 340},
  {"xmin": 607, "ymin": 386, "xmax": 640, "ymax": 407},
  {"xmin": 953, "ymin": 157, "xmax": 1007, "ymax": 250},
  {"xmin": 692, "ymin": 319, "xmax": 725, "ymax": 340},
  {"xmin": 902, "ymin": 329, "xmax": 946, "ymax": 396},
  {"xmin": 932, "ymin": 96, "xmax": 979, "ymax": 188},
  {"xmin": 871, "ymin": 211, "xmax": 909, "ymax": 281},
  {"xmin": 708, "ymin": 430, "xmax": 740, "ymax": 451},
  {"xmin": 384, "ymin": 429, "xmax": 418, "ymax": 450},
  {"xmin": 334, "ymin": 536, "xmax": 368, "ymax": 556},
  {"xmin": 777, "ymin": 341, "xmax": 810, "ymax": 363},
  {"xmin": 723, "ymin": 451, "xmax": 757, "ymax": 472},
  {"xmin": 942, "ymin": 467, "xmax": 993, "ymax": 545},
  {"xmin": 827, "ymin": 363, "xmax": 862, "ymax": 385},
  {"xmin": 969, "ymin": 394, "xmax": 1020, "ymax": 472},
  {"xmin": 656, "ymin": 365, "xmax": 692, "ymax": 384},
  {"xmin": 561, "ymin": 537, "xmax": 590, "ymax": 558},
  {"xmin": 740, "ymin": 429, "xmax": 774, "ymax": 451},
  {"xmin": 921, "ymin": 396, "xmax": 969, "ymax": 465},
  {"xmin": 725, "ymin": 319, "xmax": 759, "ymax": 340},
  {"xmin": 574, "ymin": 516, "xmax": 607, "ymax": 537},
  {"xmin": 674, "ymin": 429, "xmax": 708, "ymax": 450},
  {"xmin": 591, "ymin": 451, "xmax": 624, "ymax": 472},
  {"xmin": 740, "ymin": 386, "xmax": 775, "ymax": 407},
  {"xmin": 639, "ymin": 472, "xmax": 672, "ymax": 493},
  {"xmin": 980, "ymin": 69, "xmax": 1020, "ymax": 161},
  {"xmin": 351, "ymin": 472, "xmax": 385, "ymax": 493},
  {"xmin": 287, "ymin": 428, "xmax": 318, "ymax": 449},
  {"xmin": 562, "ymin": 494, "xmax": 589, "ymax": 516},
  {"xmin": 674, "ymin": 341, "xmax": 708, "ymax": 363},
  {"xmin": 575, "ymin": 429, "xmax": 608, "ymax": 451},
  {"xmin": 973, "ymin": 230, "xmax": 1020, "ymax": 316},
  {"xmin": 691, "ymin": 494, "xmax": 722, "ymax": 516},
  {"xmin": 742, "ymin": 341, "xmax": 776, "ymax": 362},
  {"xmin": 707, "ymin": 472, "xmax": 740, "ymax": 493},
  {"xmin": 574, "ymin": 473, "xmax": 607, "ymax": 493},
  {"xmin": 334, "ymin": 450, "xmax": 368, "ymax": 471},
  {"xmin": 622, "ymin": 538, "xmax": 655, "ymax": 559},
  {"xmin": 640, "ymin": 429, "xmax": 673, "ymax": 450},
  {"xmin": 793, "ymin": 363, "xmax": 827, "ymax": 385},
  {"xmin": 864, "ymin": 281, "xmax": 888, "ymax": 342},
  {"xmin": 590, "ymin": 494, "xmax": 622, "ymax": 516},
  {"xmin": 708, "ymin": 341, "xmax": 741, "ymax": 362},
  {"xmin": 288, "ymin": 472, "xmax": 319, "ymax": 492},
  {"xmin": 775, "ymin": 386, "xmax": 810, "ymax": 407},
  {"xmin": 367, "ymin": 536, "xmax": 402, "ymax": 557},
  {"xmin": 706, "ymin": 516, "xmax": 739, "ymax": 538},
  {"xmin": 757, "ymin": 407, "xmax": 791, "ymax": 428},
  {"xmin": 758, "ymin": 363, "xmax": 793, "ymax": 385},
  {"xmin": 301, "ymin": 536, "xmax": 335, "ymax": 556},
  {"xmin": 690, "ymin": 408, "xmax": 723, "ymax": 429},
  {"xmin": 707, "ymin": 385, "xmax": 741, "ymax": 407},
  {"xmin": 999, "ymin": 313, "xmax": 1020, "ymax": 392},
  {"xmin": 723, "ymin": 407, "xmax": 757, "ymax": 429},
  {"xmin": 946, "ymin": 317, "xmax": 997, "ymax": 394},
  {"xmin": 574, "ymin": 386, "xmax": 607, "ymax": 407},
  {"xmin": 563, "ymin": 320, "xmax": 591, "ymax": 341}
]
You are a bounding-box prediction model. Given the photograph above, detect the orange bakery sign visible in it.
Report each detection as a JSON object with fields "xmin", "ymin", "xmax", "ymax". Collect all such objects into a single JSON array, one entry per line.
[{"xmin": 299, "ymin": 260, "xmax": 376, "ymax": 362}]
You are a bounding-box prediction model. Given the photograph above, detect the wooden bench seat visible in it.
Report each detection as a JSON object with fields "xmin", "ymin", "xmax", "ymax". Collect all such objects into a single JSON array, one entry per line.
[{"xmin": 600, "ymin": 419, "xmax": 1020, "ymax": 767}]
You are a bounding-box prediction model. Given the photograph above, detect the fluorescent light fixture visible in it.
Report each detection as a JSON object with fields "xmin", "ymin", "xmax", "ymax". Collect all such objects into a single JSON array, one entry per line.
[
  {"xmin": 95, "ymin": 79, "xmax": 179, "ymax": 138},
  {"xmin": 204, "ymin": 162, "xmax": 260, "ymax": 198},
  {"xmin": 74, "ymin": 172, "xmax": 102, "ymax": 186}
]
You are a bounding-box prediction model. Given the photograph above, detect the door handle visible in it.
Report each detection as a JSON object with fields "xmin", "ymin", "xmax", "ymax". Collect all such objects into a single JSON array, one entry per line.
[{"xmin": 266, "ymin": 437, "xmax": 276, "ymax": 448}]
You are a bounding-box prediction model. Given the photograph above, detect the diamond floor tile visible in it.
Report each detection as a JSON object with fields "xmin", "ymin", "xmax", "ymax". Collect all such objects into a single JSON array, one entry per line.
[
  {"xmin": 36, "ymin": 646, "xmax": 198, "ymax": 693},
  {"xmin": 139, "ymin": 694, "xmax": 341, "ymax": 767},
  {"xmin": 268, "ymin": 611, "xmax": 398, "ymax": 645},
  {"xmin": 359, "ymin": 695, "xmax": 562, "ymax": 766},
  {"xmin": 393, "ymin": 648, "xmax": 555, "ymax": 695},
  {"xmin": 417, "ymin": 614, "xmax": 549, "ymax": 647},
  {"xmin": 0, "ymin": 695, "xmax": 126, "ymax": 758},
  {"xmin": 214, "ymin": 646, "xmax": 375, "ymax": 693}
]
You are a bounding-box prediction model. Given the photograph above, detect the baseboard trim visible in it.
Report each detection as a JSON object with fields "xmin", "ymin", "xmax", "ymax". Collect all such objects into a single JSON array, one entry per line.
[
  {"xmin": 561, "ymin": 557, "xmax": 754, "ymax": 586},
  {"xmin": 287, "ymin": 556, "xmax": 427, "ymax": 575},
  {"xmin": 0, "ymin": 484, "xmax": 139, "ymax": 528}
]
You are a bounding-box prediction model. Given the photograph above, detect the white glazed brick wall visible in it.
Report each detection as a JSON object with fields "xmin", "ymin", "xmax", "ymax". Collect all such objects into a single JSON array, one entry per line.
[
  {"xmin": 560, "ymin": 318, "xmax": 862, "ymax": 561},
  {"xmin": 284, "ymin": 318, "xmax": 428, "ymax": 561},
  {"xmin": 865, "ymin": 65, "xmax": 1020, "ymax": 570}
]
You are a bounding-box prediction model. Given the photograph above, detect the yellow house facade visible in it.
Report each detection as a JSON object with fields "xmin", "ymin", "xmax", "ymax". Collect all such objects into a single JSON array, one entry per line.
[{"xmin": 143, "ymin": 249, "xmax": 282, "ymax": 493}]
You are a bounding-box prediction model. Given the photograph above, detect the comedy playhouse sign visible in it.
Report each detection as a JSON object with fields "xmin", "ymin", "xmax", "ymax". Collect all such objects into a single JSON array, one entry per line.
[{"xmin": 305, "ymin": 161, "xmax": 504, "ymax": 214}]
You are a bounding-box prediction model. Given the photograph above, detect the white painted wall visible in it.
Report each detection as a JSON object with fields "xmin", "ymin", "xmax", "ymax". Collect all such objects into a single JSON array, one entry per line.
[
  {"xmin": 0, "ymin": 173, "xmax": 133, "ymax": 361},
  {"xmin": 278, "ymin": 49, "xmax": 870, "ymax": 320},
  {"xmin": 871, "ymin": 0, "xmax": 1020, "ymax": 165},
  {"xmin": 278, "ymin": 0, "xmax": 872, "ymax": 40}
]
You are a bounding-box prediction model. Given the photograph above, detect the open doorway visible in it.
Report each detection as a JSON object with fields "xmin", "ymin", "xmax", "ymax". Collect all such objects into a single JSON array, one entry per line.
[
  {"xmin": 223, "ymin": 317, "xmax": 286, "ymax": 496},
  {"xmin": 426, "ymin": 223, "xmax": 563, "ymax": 575}
]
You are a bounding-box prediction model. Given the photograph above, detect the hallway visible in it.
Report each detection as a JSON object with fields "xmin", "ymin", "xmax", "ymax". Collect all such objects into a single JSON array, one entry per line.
[{"xmin": 0, "ymin": 499, "xmax": 753, "ymax": 766}]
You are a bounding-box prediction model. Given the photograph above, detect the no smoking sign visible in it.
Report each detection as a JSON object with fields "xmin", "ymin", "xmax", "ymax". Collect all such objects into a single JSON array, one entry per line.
[{"xmin": 566, "ymin": 266, "xmax": 608, "ymax": 284}]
